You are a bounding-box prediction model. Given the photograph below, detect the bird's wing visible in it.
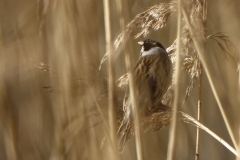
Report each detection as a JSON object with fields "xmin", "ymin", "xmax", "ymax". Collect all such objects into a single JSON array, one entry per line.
[{"xmin": 150, "ymin": 54, "xmax": 172, "ymax": 109}]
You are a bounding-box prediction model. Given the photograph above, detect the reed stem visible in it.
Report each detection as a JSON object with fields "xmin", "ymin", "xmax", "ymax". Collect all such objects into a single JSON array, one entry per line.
[
  {"xmin": 103, "ymin": 0, "xmax": 119, "ymax": 159},
  {"xmin": 166, "ymin": 0, "xmax": 182, "ymax": 159}
]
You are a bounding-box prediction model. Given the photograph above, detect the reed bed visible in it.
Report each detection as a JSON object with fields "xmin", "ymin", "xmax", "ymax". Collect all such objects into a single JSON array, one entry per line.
[{"xmin": 0, "ymin": 0, "xmax": 239, "ymax": 160}]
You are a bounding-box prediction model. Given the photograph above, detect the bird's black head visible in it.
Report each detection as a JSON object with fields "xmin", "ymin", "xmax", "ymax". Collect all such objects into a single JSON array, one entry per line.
[
  {"xmin": 138, "ymin": 39, "xmax": 165, "ymax": 51},
  {"xmin": 138, "ymin": 39, "xmax": 166, "ymax": 56}
]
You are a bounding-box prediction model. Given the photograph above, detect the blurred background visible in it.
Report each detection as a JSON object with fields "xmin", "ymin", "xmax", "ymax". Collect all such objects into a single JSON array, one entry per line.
[{"xmin": 0, "ymin": 0, "xmax": 239, "ymax": 159}]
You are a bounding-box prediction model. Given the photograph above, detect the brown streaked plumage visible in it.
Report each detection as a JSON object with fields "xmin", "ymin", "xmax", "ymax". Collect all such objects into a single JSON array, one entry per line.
[{"xmin": 117, "ymin": 39, "xmax": 172, "ymax": 152}]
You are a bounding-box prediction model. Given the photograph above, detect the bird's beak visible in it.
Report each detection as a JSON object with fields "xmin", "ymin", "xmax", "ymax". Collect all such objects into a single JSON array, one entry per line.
[{"xmin": 138, "ymin": 41, "xmax": 144, "ymax": 45}]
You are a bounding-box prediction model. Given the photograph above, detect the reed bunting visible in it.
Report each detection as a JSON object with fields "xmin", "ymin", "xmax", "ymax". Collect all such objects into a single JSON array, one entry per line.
[{"xmin": 117, "ymin": 39, "xmax": 172, "ymax": 152}]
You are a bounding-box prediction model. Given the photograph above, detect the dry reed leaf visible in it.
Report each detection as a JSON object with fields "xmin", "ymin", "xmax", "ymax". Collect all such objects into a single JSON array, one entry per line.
[
  {"xmin": 207, "ymin": 32, "xmax": 239, "ymax": 70},
  {"xmin": 180, "ymin": 111, "xmax": 238, "ymax": 156}
]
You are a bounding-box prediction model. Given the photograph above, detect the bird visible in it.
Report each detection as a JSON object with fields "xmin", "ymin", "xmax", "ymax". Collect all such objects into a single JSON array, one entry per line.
[{"xmin": 117, "ymin": 39, "xmax": 172, "ymax": 152}]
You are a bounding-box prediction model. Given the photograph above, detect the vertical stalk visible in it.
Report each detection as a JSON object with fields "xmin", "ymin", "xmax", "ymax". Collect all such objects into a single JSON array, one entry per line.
[
  {"xmin": 0, "ymin": 31, "xmax": 18, "ymax": 160},
  {"xmin": 195, "ymin": 1, "xmax": 206, "ymax": 159},
  {"xmin": 115, "ymin": 0, "xmax": 124, "ymax": 30},
  {"xmin": 238, "ymin": 26, "xmax": 240, "ymax": 160},
  {"xmin": 195, "ymin": 63, "xmax": 202, "ymax": 160},
  {"xmin": 166, "ymin": 0, "xmax": 182, "ymax": 159},
  {"xmin": 115, "ymin": 0, "xmax": 144, "ymax": 158},
  {"xmin": 3, "ymin": 108, "xmax": 18, "ymax": 160},
  {"xmin": 203, "ymin": 0, "xmax": 207, "ymax": 22},
  {"xmin": 239, "ymin": 67, "xmax": 240, "ymax": 117},
  {"xmin": 103, "ymin": 0, "xmax": 119, "ymax": 159},
  {"xmin": 127, "ymin": 57, "xmax": 144, "ymax": 160}
]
